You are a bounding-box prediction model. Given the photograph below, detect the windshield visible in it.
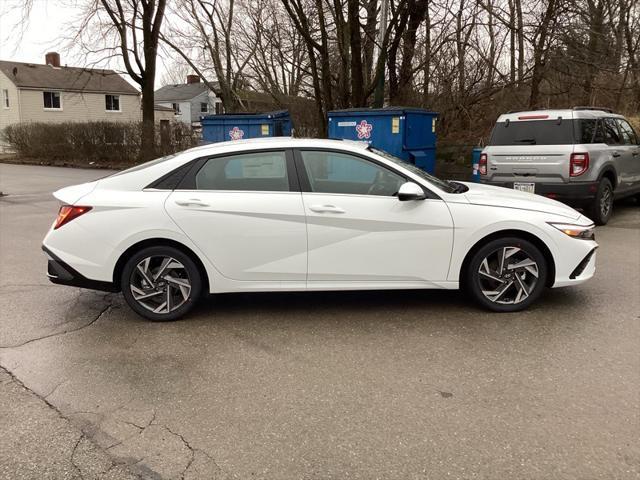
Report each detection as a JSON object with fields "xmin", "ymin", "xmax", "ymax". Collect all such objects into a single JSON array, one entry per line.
[{"xmin": 369, "ymin": 147, "xmax": 456, "ymax": 193}]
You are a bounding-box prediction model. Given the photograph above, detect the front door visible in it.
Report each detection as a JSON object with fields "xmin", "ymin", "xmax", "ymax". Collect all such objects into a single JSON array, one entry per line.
[
  {"xmin": 166, "ymin": 150, "xmax": 307, "ymax": 281},
  {"xmin": 294, "ymin": 149, "xmax": 454, "ymax": 285}
]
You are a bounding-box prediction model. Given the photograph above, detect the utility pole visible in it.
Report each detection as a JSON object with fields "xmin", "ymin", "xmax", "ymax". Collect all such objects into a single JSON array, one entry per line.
[{"xmin": 372, "ymin": 0, "xmax": 388, "ymax": 107}]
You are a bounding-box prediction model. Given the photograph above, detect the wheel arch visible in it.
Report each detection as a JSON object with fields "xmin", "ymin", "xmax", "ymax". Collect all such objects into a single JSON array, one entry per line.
[
  {"xmin": 113, "ymin": 238, "xmax": 210, "ymax": 293},
  {"xmin": 459, "ymin": 229, "xmax": 556, "ymax": 288},
  {"xmin": 598, "ymin": 165, "xmax": 617, "ymax": 189}
]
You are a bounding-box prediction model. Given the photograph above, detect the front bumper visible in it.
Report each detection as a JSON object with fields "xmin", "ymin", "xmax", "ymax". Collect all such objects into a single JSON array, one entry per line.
[
  {"xmin": 480, "ymin": 180, "xmax": 599, "ymax": 205},
  {"xmin": 553, "ymin": 245, "xmax": 597, "ymax": 288},
  {"xmin": 43, "ymin": 245, "xmax": 117, "ymax": 292}
]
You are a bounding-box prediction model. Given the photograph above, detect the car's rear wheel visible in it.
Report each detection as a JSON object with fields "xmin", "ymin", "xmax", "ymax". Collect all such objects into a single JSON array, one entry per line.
[
  {"xmin": 587, "ymin": 178, "xmax": 614, "ymax": 225},
  {"xmin": 466, "ymin": 237, "xmax": 548, "ymax": 312},
  {"xmin": 121, "ymin": 246, "xmax": 202, "ymax": 321}
]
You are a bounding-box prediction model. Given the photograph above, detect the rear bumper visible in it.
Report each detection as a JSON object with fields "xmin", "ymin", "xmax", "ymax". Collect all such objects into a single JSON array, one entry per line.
[
  {"xmin": 480, "ymin": 180, "xmax": 599, "ymax": 205},
  {"xmin": 42, "ymin": 245, "xmax": 117, "ymax": 292}
]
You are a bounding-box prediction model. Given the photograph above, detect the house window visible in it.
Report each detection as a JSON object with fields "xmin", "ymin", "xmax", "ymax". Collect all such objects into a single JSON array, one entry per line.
[
  {"xmin": 2, "ymin": 89, "xmax": 8, "ymax": 108},
  {"xmin": 43, "ymin": 91, "xmax": 61, "ymax": 109},
  {"xmin": 215, "ymin": 102, "xmax": 223, "ymax": 114},
  {"xmin": 172, "ymin": 103, "xmax": 181, "ymax": 114},
  {"xmin": 200, "ymin": 102, "xmax": 208, "ymax": 113},
  {"xmin": 105, "ymin": 94, "xmax": 120, "ymax": 111}
]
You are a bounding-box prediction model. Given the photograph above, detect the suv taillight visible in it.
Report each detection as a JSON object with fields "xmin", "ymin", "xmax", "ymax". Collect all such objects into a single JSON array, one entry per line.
[
  {"xmin": 54, "ymin": 205, "xmax": 92, "ymax": 229},
  {"xmin": 479, "ymin": 153, "xmax": 488, "ymax": 175},
  {"xmin": 570, "ymin": 153, "xmax": 589, "ymax": 177}
]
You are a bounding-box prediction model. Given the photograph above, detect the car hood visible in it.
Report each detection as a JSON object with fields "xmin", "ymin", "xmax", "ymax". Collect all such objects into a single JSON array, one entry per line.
[{"xmin": 459, "ymin": 182, "xmax": 582, "ymax": 220}]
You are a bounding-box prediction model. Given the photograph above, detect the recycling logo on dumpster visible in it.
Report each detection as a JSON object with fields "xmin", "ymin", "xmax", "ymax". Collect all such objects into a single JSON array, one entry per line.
[
  {"xmin": 229, "ymin": 127, "xmax": 245, "ymax": 140},
  {"xmin": 356, "ymin": 120, "xmax": 373, "ymax": 139}
]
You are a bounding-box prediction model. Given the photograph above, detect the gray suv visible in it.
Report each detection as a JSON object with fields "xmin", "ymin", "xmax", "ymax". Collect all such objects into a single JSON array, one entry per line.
[{"xmin": 480, "ymin": 107, "xmax": 640, "ymax": 224}]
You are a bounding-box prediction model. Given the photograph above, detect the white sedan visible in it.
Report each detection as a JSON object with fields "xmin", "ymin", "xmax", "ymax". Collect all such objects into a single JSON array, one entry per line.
[{"xmin": 43, "ymin": 138, "xmax": 597, "ymax": 321}]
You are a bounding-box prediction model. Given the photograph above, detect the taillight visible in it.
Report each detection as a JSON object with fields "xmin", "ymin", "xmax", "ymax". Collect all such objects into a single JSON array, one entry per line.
[
  {"xmin": 54, "ymin": 205, "xmax": 92, "ymax": 229},
  {"xmin": 570, "ymin": 153, "xmax": 589, "ymax": 177},
  {"xmin": 479, "ymin": 153, "xmax": 488, "ymax": 175}
]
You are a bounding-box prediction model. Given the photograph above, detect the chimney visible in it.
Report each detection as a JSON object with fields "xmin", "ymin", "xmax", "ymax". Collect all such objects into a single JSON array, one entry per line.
[
  {"xmin": 45, "ymin": 52, "xmax": 61, "ymax": 68},
  {"xmin": 186, "ymin": 75, "xmax": 200, "ymax": 84}
]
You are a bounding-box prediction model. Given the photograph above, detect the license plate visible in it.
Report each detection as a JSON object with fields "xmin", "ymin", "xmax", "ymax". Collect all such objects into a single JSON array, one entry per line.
[{"xmin": 513, "ymin": 182, "xmax": 535, "ymax": 194}]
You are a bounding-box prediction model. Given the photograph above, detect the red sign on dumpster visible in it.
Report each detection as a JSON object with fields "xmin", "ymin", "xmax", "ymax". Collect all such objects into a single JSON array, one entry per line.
[
  {"xmin": 229, "ymin": 127, "xmax": 245, "ymax": 140},
  {"xmin": 356, "ymin": 120, "xmax": 373, "ymax": 139}
]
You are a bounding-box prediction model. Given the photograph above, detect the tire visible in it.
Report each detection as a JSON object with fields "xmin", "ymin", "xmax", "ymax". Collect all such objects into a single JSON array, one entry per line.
[
  {"xmin": 587, "ymin": 178, "xmax": 614, "ymax": 225},
  {"xmin": 466, "ymin": 237, "xmax": 548, "ymax": 312},
  {"xmin": 121, "ymin": 245, "xmax": 202, "ymax": 321}
]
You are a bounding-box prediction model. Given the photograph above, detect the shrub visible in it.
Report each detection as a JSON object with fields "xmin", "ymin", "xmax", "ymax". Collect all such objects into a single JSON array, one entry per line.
[{"xmin": 0, "ymin": 121, "xmax": 198, "ymax": 165}]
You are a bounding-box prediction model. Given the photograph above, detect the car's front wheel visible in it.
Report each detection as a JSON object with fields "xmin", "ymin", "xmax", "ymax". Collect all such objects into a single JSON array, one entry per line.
[
  {"xmin": 466, "ymin": 237, "xmax": 548, "ymax": 312},
  {"xmin": 121, "ymin": 246, "xmax": 202, "ymax": 321}
]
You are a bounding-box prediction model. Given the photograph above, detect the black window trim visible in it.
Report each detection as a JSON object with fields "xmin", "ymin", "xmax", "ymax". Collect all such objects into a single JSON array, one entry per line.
[
  {"xmin": 171, "ymin": 148, "xmax": 299, "ymax": 193},
  {"xmin": 292, "ymin": 147, "xmax": 441, "ymax": 200}
]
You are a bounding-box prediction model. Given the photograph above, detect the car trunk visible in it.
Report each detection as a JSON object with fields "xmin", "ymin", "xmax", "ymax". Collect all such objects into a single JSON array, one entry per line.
[{"xmin": 485, "ymin": 145, "xmax": 573, "ymax": 183}]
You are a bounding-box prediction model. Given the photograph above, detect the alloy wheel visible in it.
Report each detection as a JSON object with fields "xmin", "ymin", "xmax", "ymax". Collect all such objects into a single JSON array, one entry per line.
[
  {"xmin": 600, "ymin": 185, "xmax": 613, "ymax": 218},
  {"xmin": 130, "ymin": 256, "xmax": 192, "ymax": 314},
  {"xmin": 477, "ymin": 246, "xmax": 539, "ymax": 305}
]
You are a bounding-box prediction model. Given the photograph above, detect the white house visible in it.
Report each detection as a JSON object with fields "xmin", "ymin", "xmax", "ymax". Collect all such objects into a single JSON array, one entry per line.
[
  {"xmin": 155, "ymin": 76, "xmax": 222, "ymax": 127},
  {"xmin": 0, "ymin": 52, "xmax": 174, "ymax": 150}
]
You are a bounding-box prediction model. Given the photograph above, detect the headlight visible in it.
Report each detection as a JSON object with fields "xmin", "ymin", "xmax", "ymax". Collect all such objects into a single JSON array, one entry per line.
[{"xmin": 548, "ymin": 222, "xmax": 595, "ymax": 240}]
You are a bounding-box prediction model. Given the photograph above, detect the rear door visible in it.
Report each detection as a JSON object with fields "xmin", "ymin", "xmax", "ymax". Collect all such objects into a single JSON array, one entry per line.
[
  {"xmin": 165, "ymin": 149, "xmax": 307, "ymax": 281},
  {"xmin": 615, "ymin": 118, "xmax": 640, "ymax": 192},
  {"xmin": 601, "ymin": 118, "xmax": 628, "ymax": 192},
  {"xmin": 485, "ymin": 116, "xmax": 574, "ymax": 186}
]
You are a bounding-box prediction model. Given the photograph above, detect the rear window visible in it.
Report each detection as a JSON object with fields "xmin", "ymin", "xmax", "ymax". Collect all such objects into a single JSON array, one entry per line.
[{"xmin": 489, "ymin": 120, "xmax": 574, "ymax": 146}]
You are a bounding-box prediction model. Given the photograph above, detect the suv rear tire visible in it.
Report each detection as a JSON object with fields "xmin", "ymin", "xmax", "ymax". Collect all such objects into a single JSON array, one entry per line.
[{"xmin": 587, "ymin": 178, "xmax": 613, "ymax": 225}]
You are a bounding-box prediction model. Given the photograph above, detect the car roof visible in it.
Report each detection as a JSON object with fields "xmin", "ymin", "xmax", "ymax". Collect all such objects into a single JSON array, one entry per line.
[
  {"xmin": 184, "ymin": 136, "xmax": 370, "ymax": 156},
  {"xmin": 496, "ymin": 109, "xmax": 625, "ymax": 122}
]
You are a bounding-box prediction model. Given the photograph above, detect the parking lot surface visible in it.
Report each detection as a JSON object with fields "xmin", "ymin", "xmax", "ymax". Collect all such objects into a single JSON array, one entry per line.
[{"xmin": 1, "ymin": 163, "xmax": 639, "ymax": 479}]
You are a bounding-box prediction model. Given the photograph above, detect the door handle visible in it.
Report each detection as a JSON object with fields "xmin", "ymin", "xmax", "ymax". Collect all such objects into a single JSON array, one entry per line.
[
  {"xmin": 612, "ymin": 151, "xmax": 621, "ymax": 158},
  {"xmin": 309, "ymin": 204, "xmax": 345, "ymax": 214},
  {"xmin": 175, "ymin": 199, "xmax": 210, "ymax": 207}
]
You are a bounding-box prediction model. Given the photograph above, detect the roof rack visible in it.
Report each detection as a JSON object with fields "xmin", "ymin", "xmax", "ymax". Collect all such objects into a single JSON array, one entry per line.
[{"xmin": 573, "ymin": 106, "xmax": 614, "ymax": 113}]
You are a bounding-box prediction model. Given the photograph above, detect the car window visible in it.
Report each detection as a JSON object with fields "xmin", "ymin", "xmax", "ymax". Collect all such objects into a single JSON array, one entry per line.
[
  {"xmin": 489, "ymin": 120, "xmax": 574, "ymax": 146},
  {"xmin": 602, "ymin": 118, "xmax": 622, "ymax": 145},
  {"xmin": 195, "ymin": 151, "xmax": 289, "ymax": 191},
  {"xmin": 575, "ymin": 119, "xmax": 606, "ymax": 144},
  {"xmin": 300, "ymin": 150, "xmax": 404, "ymax": 196},
  {"xmin": 616, "ymin": 119, "xmax": 638, "ymax": 145}
]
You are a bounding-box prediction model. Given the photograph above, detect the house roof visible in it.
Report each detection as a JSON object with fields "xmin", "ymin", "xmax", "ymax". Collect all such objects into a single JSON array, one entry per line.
[
  {"xmin": 155, "ymin": 82, "xmax": 216, "ymax": 101},
  {"xmin": 0, "ymin": 60, "xmax": 139, "ymax": 94}
]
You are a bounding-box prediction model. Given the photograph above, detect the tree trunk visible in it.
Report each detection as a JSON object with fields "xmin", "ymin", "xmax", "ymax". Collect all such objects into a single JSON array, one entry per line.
[{"xmin": 348, "ymin": 0, "xmax": 365, "ymax": 106}]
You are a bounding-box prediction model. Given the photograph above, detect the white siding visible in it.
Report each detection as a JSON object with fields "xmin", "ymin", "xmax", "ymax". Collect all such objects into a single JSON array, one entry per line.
[
  {"xmin": 0, "ymin": 71, "xmax": 22, "ymax": 151},
  {"xmin": 17, "ymin": 89, "xmax": 141, "ymax": 123}
]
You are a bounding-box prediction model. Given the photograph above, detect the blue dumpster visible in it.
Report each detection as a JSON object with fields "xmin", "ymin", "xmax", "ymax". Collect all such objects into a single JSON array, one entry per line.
[
  {"xmin": 201, "ymin": 110, "xmax": 292, "ymax": 143},
  {"xmin": 471, "ymin": 147, "xmax": 483, "ymax": 182},
  {"xmin": 327, "ymin": 107, "xmax": 438, "ymax": 173}
]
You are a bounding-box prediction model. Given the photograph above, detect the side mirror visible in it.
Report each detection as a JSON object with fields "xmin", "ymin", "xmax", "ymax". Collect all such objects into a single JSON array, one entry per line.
[{"xmin": 397, "ymin": 182, "xmax": 426, "ymax": 201}]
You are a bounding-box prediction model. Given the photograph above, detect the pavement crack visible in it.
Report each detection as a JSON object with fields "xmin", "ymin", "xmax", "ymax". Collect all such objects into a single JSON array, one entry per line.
[
  {"xmin": 70, "ymin": 433, "xmax": 86, "ymax": 480},
  {"xmin": 0, "ymin": 293, "xmax": 116, "ymax": 349},
  {"xmin": 44, "ymin": 379, "xmax": 69, "ymax": 399}
]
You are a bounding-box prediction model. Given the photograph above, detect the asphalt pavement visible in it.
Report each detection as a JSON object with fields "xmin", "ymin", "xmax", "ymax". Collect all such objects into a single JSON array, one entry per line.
[{"xmin": 1, "ymin": 163, "xmax": 639, "ymax": 479}]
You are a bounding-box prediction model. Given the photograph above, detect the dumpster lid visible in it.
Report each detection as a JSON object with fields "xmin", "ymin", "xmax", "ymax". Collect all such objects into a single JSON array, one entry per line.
[
  {"xmin": 202, "ymin": 110, "xmax": 289, "ymax": 121},
  {"xmin": 328, "ymin": 107, "xmax": 438, "ymax": 116}
]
